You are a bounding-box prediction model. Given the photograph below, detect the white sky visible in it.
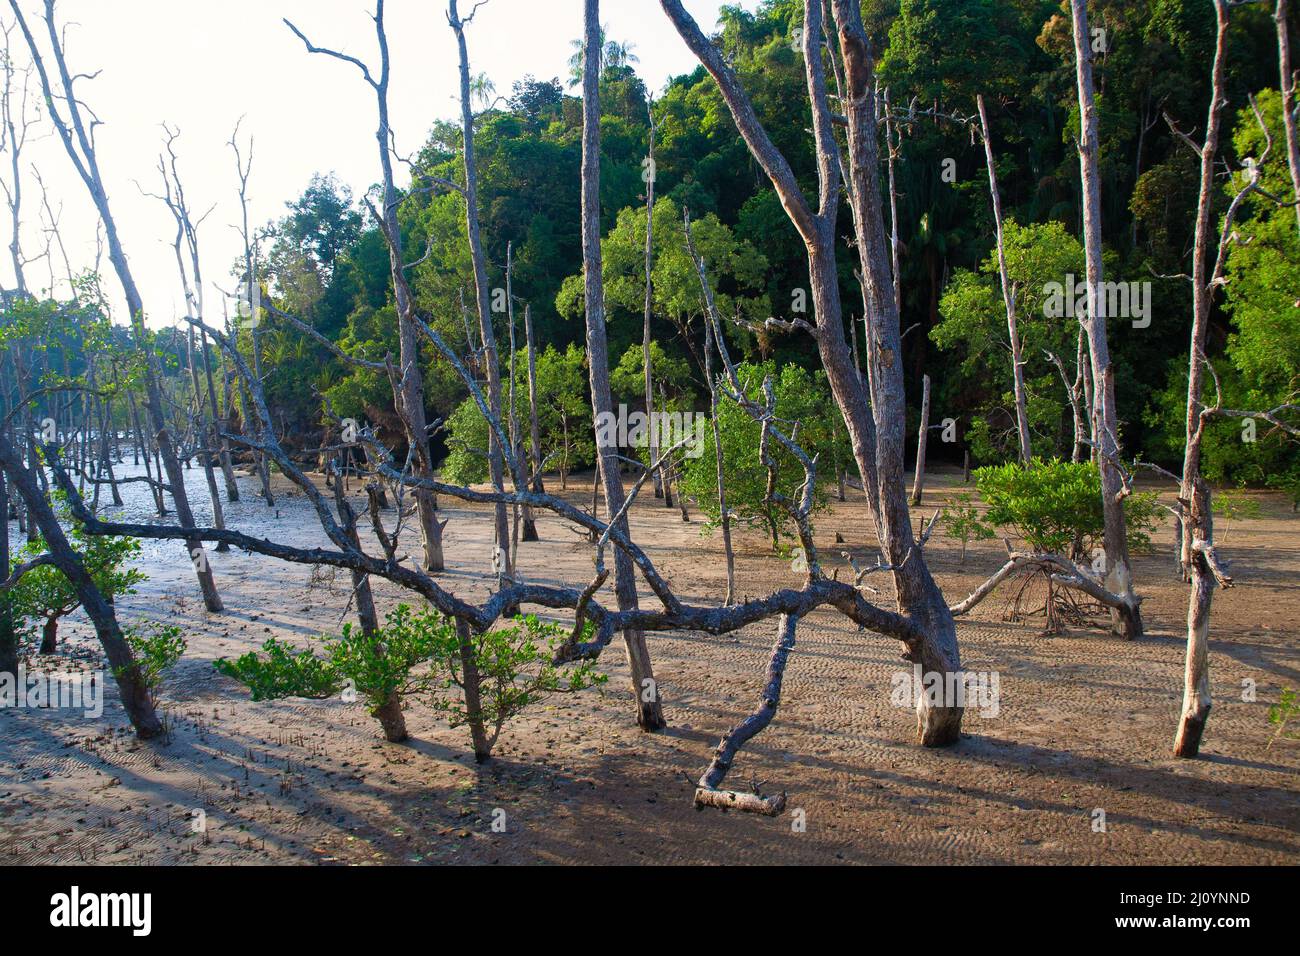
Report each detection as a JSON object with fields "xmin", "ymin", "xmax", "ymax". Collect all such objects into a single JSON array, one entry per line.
[{"xmin": 6, "ymin": 0, "xmax": 753, "ymax": 326}]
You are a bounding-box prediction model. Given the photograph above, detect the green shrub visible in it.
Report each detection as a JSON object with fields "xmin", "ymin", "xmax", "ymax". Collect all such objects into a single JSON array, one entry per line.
[
  {"xmin": 215, "ymin": 637, "xmax": 340, "ymax": 701},
  {"xmin": 122, "ymin": 622, "xmax": 187, "ymax": 705},
  {"xmin": 1268, "ymin": 688, "xmax": 1299, "ymax": 749},
  {"xmin": 11, "ymin": 494, "xmax": 146, "ymax": 653},
  {"xmin": 426, "ymin": 613, "xmax": 605, "ymax": 746},
  {"xmin": 974, "ymin": 459, "xmax": 1162, "ymax": 557},
  {"xmin": 213, "ymin": 606, "xmax": 604, "ymax": 758}
]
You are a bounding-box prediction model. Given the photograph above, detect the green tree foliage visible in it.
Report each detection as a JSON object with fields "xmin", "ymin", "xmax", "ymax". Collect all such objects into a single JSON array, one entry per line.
[
  {"xmin": 680, "ymin": 361, "xmax": 841, "ymax": 550},
  {"xmin": 932, "ymin": 219, "xmax": 1088, "ymax": 461},
  {"xmin": 974, "ymin": 459, "xmax": 1162, "ymax": 558},
  {"xmin": 11, "ymin": 497, "xmax": 146, "ymax": 653}
]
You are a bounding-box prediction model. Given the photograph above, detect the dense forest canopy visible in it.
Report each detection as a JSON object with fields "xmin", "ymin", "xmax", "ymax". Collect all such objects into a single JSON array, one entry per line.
[{"xmin": 169, "ymin": 0, "xmax": 1289, "ymax": 500}]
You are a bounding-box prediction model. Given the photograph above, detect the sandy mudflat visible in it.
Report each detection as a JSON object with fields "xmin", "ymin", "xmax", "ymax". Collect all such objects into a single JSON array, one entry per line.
[{"xmin": 1, "ymin": 461, "xmax": 1296, "ymax": 865}]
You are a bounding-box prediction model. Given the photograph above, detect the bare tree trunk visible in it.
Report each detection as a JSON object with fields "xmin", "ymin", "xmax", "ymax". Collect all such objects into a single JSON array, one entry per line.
[
  {"xmin": 455, "ymin": 617, "xmax": 492, "ymax": 761},
  {"xmin": 186, "ymin": 329, "xmax": 228, "ymax": 551},
  {"xmin": 286, "ymin": 2, "xmax": 445, "ymax": 571},
  {"xmin": 0, "ymin": 432, "xmax": 163, "ymax": 737},
  {"xmin": 1174, "ymin": 480, "xmax": 1215, "ymax": 757},
  {"xmin": 507, "ymin": 248, "xmax": 538, "ymax": 543},
  {"xmin": 1173, "ymin": 0, "xmax": 1233, "ymax": 756},
  {"xmin": 642, "ymin": 105, "xmax": 666, "ymax": 502},
  {"xmin": 1278, "ymin": 0, "xmax": 1300, "ymax": 237},
  {"xmin": 450, "ymin": 0, "xmax": 511, "ymax": 577},
  {"xmin": 0, "ymin": 460, "xmax": 15, "ymax": 678},
  {"xmin": 704, "ymin": 298, "xmax": 735, "ymax": 604},
  {"xmin": 978, "ymin": 94, "xmax": 1032, "ymax": 464},
  {"xmin": 883, "ymin": 89, "xmax": 902, "ymax": 318},
  {"xmin": 910, "ymin": 373, "xmax": 930, "ymax": 505},
  {"xmin": 11, "ymin": 0, "xmax": 223, "ymax": 612},
  {"xmin": 523, "ymin": 303, "xmax": 545, "ymax": 505},
  {"xmin": 583, "ymin": 0, "xmax": 665, "ymax": 731},
  {"xmin": 1072, "ymin": 329, "xmax": 1088, "ymax": 461},
  {"xmin": 198, "ymin": 329, "xmax": 238, "ymax": 502},
  {"xmin": 1069, "ymin": 0, "xmax": 1140, "ymax": 638}
]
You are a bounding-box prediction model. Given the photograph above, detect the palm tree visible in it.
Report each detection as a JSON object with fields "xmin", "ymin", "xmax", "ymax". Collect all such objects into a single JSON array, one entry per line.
[
  {"xmin": 566, "ymin": 24, "xmax": 637, "ymax": 86},
  {"xmin": 469, "ymin": 71, "xmax": 496, "ymax": 110}
]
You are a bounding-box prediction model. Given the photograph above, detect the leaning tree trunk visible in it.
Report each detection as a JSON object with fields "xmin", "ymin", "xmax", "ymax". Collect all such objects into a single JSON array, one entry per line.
[
  {"xmin": 0, "ymin": 433, "xmax": 163, "ymax": 737},
  {"xmin": 1069, "ymin": 0, "xmax": 1140, "ymax": 638},
  {"xmin": 910, "ymin": 373, "xmax": 930, "ymax": 506},
  {"xmin": 704, "ymin": 302, "xmax": 736, "ymax": 604},
  {"xmin": 451, "ymin": 0, "xmax": 512, "ymax": 575},
  {"xmin": 582, "ymin": 0, "xmax": 665, "ymax": 731},
  {"xmin": 978, "ymin": 94, "xmax": 1032, "ymax": 464}
]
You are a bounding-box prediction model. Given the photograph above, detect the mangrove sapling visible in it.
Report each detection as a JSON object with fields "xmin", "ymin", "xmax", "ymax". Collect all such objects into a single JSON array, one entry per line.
[
  {"xmin": 1267, "ymin": 688, "xmax": 1300, "ymax": 749},
  {"xmin": 11, "ymin": 497, "xmax": 145, "ymax": 654},
  {"xmin": 943, "ymin": 494, "xmax": 995, "ymax": 566},
  {"xmin": 428, "ymin": 612, "xmax": 605, "ymax": 761},
  {"xmin": 120, "ymin": 621, "xmax": 186, "ymax": 708},
  {"xmin": 215, "ymin": 605, "xmax": 604, "ymax": 759}
]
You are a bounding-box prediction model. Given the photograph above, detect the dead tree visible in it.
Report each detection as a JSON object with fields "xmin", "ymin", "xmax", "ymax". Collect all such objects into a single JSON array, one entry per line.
[
  {"xmin": 642, "ymin": 99, "xmax": 668, "ymax": 505},
  {"xmin": 1068, "ymin": 0, "xmax": 1141, "ymax": 638},
  {"xmin": 145, "ymin": 126, "xmax": 230, "ymax": 550},
  {"xmin": 227, "ymin": 122, "xmax": 274, "ymax": 507},
  {"xmin": 523, "ymin": 302, "xmax": 545, "ymax": 501},
  {"xmin": 448, "ymin": 0, "xmax": 512, "ymax": 577},
  {"xmin": 10, "ymin": 0, "xmax": 222, "ymax": 612},
  {"xmin": 285, "ymin": 1, "xmax": 447, "ymax": 571},
  {"xmin": 686, "ymin": 214, "xmax": 735, "ymax": 605},
  {"xmin": 582, "ymin": 0, "xmax": 665, "ymax": 731},
  {"xmin": 1164, "ymin": 2, "xmax": 1300, "ymax": 757},
  {"xmin": 662, "ymin": 0, "xmax": 965, "ymax": 744},
  {"xmin": 977, "ymin": 94, "xmax": 1032, "ymax": 464},
  {"xmin": 882, "ymin": 88, "xmax": 902, "ymax": 319},
  {"xmin": 0, "ymin": 16, "xmax": 36, "ymax": 297},
  {"xmin": 910, "ymin": 373, "xmax": 930, "ymax": 505},
  {"xmin": 506, "ymin": 245, "xmax": 538, "ymax": 541}
]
